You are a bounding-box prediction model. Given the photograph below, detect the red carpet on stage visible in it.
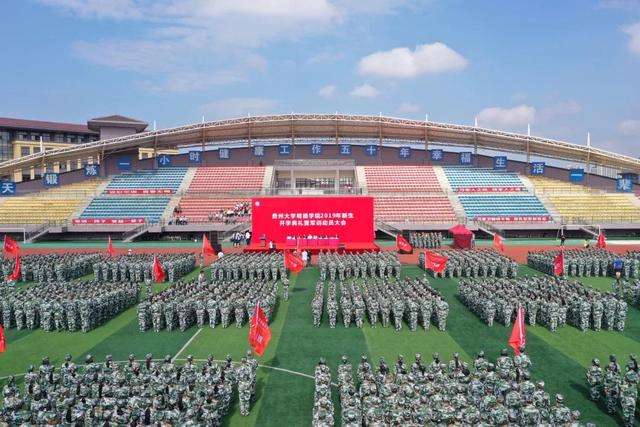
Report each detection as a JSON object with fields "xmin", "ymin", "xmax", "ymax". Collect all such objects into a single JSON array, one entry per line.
[{"xmin": 244, "ymin": 242, "xmax": 379, "ymax": 254}]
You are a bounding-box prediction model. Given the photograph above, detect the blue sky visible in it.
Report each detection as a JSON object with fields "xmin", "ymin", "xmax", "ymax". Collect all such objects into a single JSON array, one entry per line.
[{"xmin": 1, "ymin": 0, "xmax": 639, "ymax": 154}]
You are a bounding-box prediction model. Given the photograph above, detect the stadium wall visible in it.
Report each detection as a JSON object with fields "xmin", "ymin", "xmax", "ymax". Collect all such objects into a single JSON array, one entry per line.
[{"xmin": 13, "ymin": 145, "xmax": 631, "ymax": 193}]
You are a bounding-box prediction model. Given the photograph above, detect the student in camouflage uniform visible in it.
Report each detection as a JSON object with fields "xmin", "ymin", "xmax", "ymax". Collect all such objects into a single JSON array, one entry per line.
[
  {"xmin": 1, "ymin": 253, "xmax": 100, "ymax": 283},
  {"xmin": 138, "ymin": 266, "xmax": 281, "ymax": 332},
  {"xmin": 312, "ymin": 358, "xmax": 334, "ymax": 426},
  {"xmin": 311, "ymin": 276, "xmax": 448, "ymax": 332},
  {"xmin": 408, "ymin": 231, "xmax": 443, "ymax": 249},
  {"xmin": 317, "ymin": 252, "xmax": 401, "ymax": 281},
  {"xmin": 459, "ymin": 276, "xmax": 628, "ymax": 333},
  {"xmin": 1, "ymin": 280, "xmax": 139, "ymax": 333},
  {"xmin": 419, "ymin": 248, "xmax": 518, "ymax": 278},
  {"xmin": 0, "ymin": 352, "xmax": 255, "ymax": 425},
  {"xmin": 529, "ymin": 248, "xmax": 639, "ymax": 278},
  {"xmin": 323, "ymin": 351, "xmax": 583, "ymax": 426}
]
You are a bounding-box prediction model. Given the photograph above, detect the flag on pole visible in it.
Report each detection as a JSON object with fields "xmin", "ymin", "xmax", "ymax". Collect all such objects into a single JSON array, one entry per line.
[
  {"xmin": 508, "ymin": 306, "xmax": 526, "ymax": 355},
  {"xmin": 0, "ymin": 324, "xmax": 6, "ymax": 353},
  {"xmin": 596, "ymin": 232, "xmax": 607, "ymax": 249},
  {"xmin": 7, "ymin": 256, "xmax": 20, "ymax": 282},
  {"xmin": 284, "ymin": 251, "xmax": 304, "ymax": 273},
  {"xmin": 553, "ymin": 251, "xmax": 564, "ymax": 276},
  {"xmin": 107, "ymin": 236, "xmax": 116, "ymax": 258},
  {"xmin": 493, "ymin": 233, "xmax": 505, "ymax": 252},
  {"xmin": 424, "ymin": 250, "xmax": 448, "ymax": 273},
  {"xmin": 152, "ymin": 256, "xmax": 165, "ymax": 282},
  {"xmin": 202, "ymin": 234, "xmax": 216, "ymax": 257},
  {"xmin": 396, "ymin": 234, "xmax": 413, "ymax": 253},
  {"xmin": 248, "ymin": 303, "xmax": 272, "ymax": 356},
  {"xmin": 3, "ymin": 235, "xmax": 19, "ymax": 257}
]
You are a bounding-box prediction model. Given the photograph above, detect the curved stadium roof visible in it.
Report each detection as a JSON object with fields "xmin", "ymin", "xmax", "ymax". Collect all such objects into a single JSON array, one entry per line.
[{"xmin": 1, "ymin": 114, "xmax": 638, "ymax": 175}]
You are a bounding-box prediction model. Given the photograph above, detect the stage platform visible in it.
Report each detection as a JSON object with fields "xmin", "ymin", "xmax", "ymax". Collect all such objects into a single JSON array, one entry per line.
[{"xmin": 244, "ymin": 242, "xmax": 379, "ymax": 254}]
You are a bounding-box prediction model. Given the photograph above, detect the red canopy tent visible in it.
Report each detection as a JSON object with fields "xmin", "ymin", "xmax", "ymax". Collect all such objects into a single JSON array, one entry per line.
[{"xmin": 449, "ymin": 224, "xmax": 474, "ymax": 249}]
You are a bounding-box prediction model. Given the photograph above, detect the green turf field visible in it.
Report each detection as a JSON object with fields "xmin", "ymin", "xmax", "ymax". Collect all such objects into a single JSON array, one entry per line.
[{"xmin": 1, "ymin": 264, "xmax": 639, "ymax": 426}]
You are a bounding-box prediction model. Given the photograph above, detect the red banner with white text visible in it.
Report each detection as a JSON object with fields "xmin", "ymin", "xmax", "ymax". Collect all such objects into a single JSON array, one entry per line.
[
  {"xmin": 105, "ymin": 189, "xmax": 174, "ymax": 195},
  {"xmin": 474, "ymin": 215, "xmax": 551, "ymax": 222},
  {"xmin": 72, "ymin": 218, "xmax": 145, "ymax": 225},
  {"xmin": 457, "ymin": 186, "xmax": 525, "ymax": 193},
  {"xmin": 251, "ymin": 196, "xmax": 374, "ymax": 245}
]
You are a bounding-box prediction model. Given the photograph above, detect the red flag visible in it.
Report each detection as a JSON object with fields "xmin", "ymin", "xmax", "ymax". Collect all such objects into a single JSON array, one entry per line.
[
  {"xmin": 3, "ymin": 235, "xmax": 19, "ymax": 257},
  {"xmin": 107, "ymin": 236, "xmax": 116, "ymax": 258},
  {"xmin": 596, "ymin": 232, "xmax": 607, "ymax": 249},
  {"xmin": 396, "ymin": 234, "xmax": 413, "ymax": 253},
  {"xmin": 0, "ymin": 324, "xmax": 6, "ymax": 353},
  {"xmin": 553, "ymin": 251, "xmax": 564, "ymax": 276},
  {"xmin": 152, "ymin": 256, "xmax": 165, "ymax": 283},
  {"xmin": 424, "ymin": 250, "xmax": 448, "ymax": 273},
  {"xmin": 202, "ymin": 234, "xmax": 216, "ymax": 257},
  {"xmin": 7, "ymin": 256, "xmax": 20, "ymax": 282},
  {"xmin": 284, "ymin": 251, "xmax": 304, "ymax": 273},
  {"xmin": 508, "ymin": 306, "xmax": 526, "ymax": 355},
  {"xmin": 249, "ymin": 303, "xmax": 271, "ymax": 356},
  {"xmin": 493, "ymin": 233, "xmax": 505, "ymax": 252}
]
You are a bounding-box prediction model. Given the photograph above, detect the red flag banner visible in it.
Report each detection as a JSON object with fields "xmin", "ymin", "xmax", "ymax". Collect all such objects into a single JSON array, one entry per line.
[
  {"xmin": 396, "ymin": 235, "xmax": 413, "ymax": 253},
  {"xmin": 493, "ymin": 233, "xmax": 505, "ymax": 252},
  {"xmin": 202, "ymin": 234, "xmax": 216, "ymax": 257},
  {"xmin": 553, "ymin": 251, "xmax": 564, "ymax": 276},
  {"xmin": 508, "ymin": 306, "xmax": 526, "ymax": 355},
  {"xmin": 153, "ymin": 256, "xmax": 165, "ymax": 283},
  {"xmin": 0, "ymin": 324, "xmax": 6, "ymax": 353},
  {"xmin": 107, "ymin": 236, "xmax": 116, "ymax": 258},
  {"xmin": 249, "ymin": 303, "xmax": 272, "ymax": 356},
  {"xmin": 424, "ymin": 250, "xmax": 448, "ymax": 274},
  {"xmin": 596, "ymin": 232, "xmax": 607, "ymax": 249},
  {"xmin": 284, "ymin": 251, "xmax": 304, "ymax": 273},
  {"xmin": 3, "ymin": 235, "xmax": 19, "ymax": 257},
  {"xmin": 7, "ymin": 256, "xmax": 20, "ymax": 282}
]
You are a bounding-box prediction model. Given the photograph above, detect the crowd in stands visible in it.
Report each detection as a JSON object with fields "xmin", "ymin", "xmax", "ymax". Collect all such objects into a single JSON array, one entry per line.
[
  {"xmin": 459, "ymin": 276, "xmax": 627, "ymax": 332},
  {"xmin": 321, "ymin": 351, "xmax": 584, "ymax": 425},
  {"xmin": 170, "ymin": 202, "xmax": 251, "ymax": 225}
]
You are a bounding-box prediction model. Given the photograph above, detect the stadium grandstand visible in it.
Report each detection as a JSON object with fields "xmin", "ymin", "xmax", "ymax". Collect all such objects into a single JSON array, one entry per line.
[{"xmin": 0, "ymin": 113, "xmax": 639, "ymax": 242}]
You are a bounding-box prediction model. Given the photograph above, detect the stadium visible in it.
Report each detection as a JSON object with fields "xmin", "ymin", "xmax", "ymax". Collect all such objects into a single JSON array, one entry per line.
[{"xmin": 2, "ymin": 2, "xmax": 640, "ymax": 426}]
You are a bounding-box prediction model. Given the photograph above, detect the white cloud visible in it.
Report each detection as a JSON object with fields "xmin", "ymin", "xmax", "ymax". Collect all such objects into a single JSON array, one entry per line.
[
  {"xmin": 623, "ymin": 22, "xmax": 640, "ymax": 55},
  {"xmin": 138, "ymin": 71, "xmax": 244, "ymax": 93},
  {"xmin": 201, "ymin": 97, "xmax": 279, "ymax": 119},
  {"xmin": 477, "ymin": 105, "xmax": 536, "ymax": 130},
  {"xmin": 397, "ymin": 102, "xmax": 420, "ymax": 114},
  {"xmin": 349, "ymin": 83, "xmax": 379, "ymax": 98},
  {"xmin": 307, "ymin": 51, "xmax": 344, "ymax": 64},
  {"xmin": 318, "ymin": 85, "xmax": 337, "ymax": 98},
  {"xmin": 619, "ymin": 119, "xmax": 640, "ymax": 136},
  {"xmin": 38, "ymin": 0, "xmax": 439, "ymax": 92},
  {"xmin": 358, "ymin": 43, "xmax": 467, "ymax": 79},
  {"xmin": 36, "ymin": 0, "xmax": 146, "ymax": 19},
  {"xmin": 539, "ymin": 99, "xmax": 582, "ymax": 121},
  {"xmin": 598, "ymin": 0, "xmax": 640, "ymax": 11}
]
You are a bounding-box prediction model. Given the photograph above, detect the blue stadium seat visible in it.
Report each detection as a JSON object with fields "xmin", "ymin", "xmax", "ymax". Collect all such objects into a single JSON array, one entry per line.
[
  {"xmin": 80, "ymin": 197, "xmax": 170, "ymax": 222},
  {"xmin": 105, "ymin": 168, "xmax": 187, "ymax": 191},
  {"xmin": 458, "ymin": 195, "xmax": 549, "ymax": 220},
  {"xmin": 443, "ymin": 167, "xmax": 524, "ymax": 191}
]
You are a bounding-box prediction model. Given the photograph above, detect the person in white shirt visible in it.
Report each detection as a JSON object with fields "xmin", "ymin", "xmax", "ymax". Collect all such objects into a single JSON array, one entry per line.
[{"xmin": 301, "ymin": 250, "xmax": 309, "ymax": 266}]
